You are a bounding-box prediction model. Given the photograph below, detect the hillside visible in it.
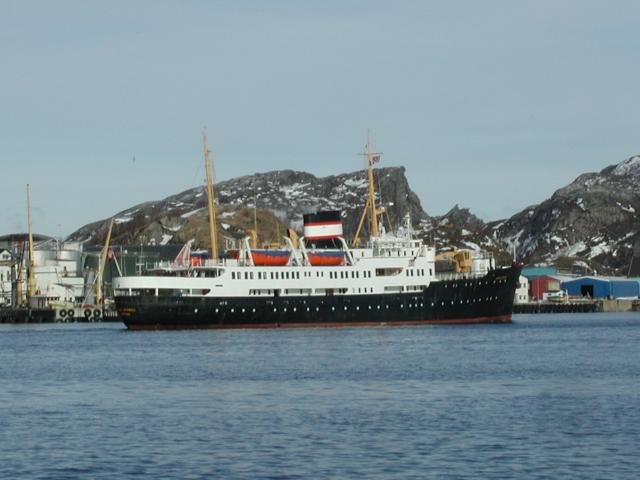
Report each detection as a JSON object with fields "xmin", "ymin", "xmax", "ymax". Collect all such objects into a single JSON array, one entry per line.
[
  {"xmin": 492, "ymin": 155, "xmax": 640, "ymax": 274},
  {"xmin": 68, "ymin": 167, "xmax": 431, "ymax": 251},
  {"xmin": 68, "ymin": 156, "xmax": 640, "ymax": 274}
]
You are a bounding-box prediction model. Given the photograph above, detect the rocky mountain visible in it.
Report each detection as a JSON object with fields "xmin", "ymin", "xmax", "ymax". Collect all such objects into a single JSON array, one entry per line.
[
  {"xmin": 69, "ymin": 167, "xmax": 430, "ymax": 250},
  {"xmin": 492, "ymin": 155, "xmax": 640, "ymax": 275},
  {"xmin": 69, "ymin": 155, "xmax": 640, "ymax": 274}
]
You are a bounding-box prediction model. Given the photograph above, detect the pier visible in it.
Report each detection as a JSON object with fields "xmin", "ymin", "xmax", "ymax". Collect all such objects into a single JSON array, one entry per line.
[{"xmin": 514, "ymin": 298, "xmax": 640, "ymax": 314}]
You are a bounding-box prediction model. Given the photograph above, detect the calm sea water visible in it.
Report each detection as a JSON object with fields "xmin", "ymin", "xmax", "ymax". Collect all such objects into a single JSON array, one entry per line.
[{"xmin": 1, "ymin": 313, "xmax": 639, "ymax": 479}]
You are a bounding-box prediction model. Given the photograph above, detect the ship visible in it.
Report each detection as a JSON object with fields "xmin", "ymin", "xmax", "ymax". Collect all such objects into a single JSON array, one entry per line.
[
  {"xmin": 0, "ymin": 186, "xmax": 119, "ymax": 323},
  {"xmin": 113, "ymin": 133, "xmax": 522, "ymax": 330}
]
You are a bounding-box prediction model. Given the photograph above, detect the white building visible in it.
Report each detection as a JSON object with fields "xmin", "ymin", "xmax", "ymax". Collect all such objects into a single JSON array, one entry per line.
[
  {"xmin": 0, "ymin": 249, "xmax": 12, "ymax": 306},
  {"xmin": 514, "ymin": 275, "xmax": 529, "ymax": 304}
]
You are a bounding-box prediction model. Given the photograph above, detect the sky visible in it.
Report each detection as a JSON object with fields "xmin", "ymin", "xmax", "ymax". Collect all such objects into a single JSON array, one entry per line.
[{"xmin": 2, "ymin": 1, "xmax": 639, "ymax": 238}]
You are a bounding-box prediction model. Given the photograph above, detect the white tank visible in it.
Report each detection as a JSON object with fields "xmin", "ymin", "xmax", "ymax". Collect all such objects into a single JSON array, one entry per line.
[
  {"xmin": 57, "ymin": 249, "xmax": 82, "ymax": 263},
  {"xmin": 33, "ymin": 249, "xmax": 55, "ymax": 265}
]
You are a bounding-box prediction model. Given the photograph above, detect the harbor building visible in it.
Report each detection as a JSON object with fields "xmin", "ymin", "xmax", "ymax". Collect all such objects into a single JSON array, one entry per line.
[
  {"xmin": 514, "ymin": 275, "xmax": 529, "ymax": 304},
  {"xmin": 561, "ymin": 277, "xmax": 640, "ymax": 299}
]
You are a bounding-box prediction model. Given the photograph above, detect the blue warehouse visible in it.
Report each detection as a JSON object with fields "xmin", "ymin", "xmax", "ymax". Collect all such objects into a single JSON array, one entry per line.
[{"xmin": 561, "ymin": 277, "xmax": 640, "ymax": 299}]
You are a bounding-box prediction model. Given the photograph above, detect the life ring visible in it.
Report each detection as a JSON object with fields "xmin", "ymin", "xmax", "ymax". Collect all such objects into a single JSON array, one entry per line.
[
  {"xmin": 84, "ymin": 309, "xmax": 92, "ymax": 319},
  {"xmin": 93, "ymin": 309, "xmax": 101, "ymax": 318},
  {"xmin": 59, "ymin": 309, "xmax": 67, "ymax": 318},
  {"xmin": 68, "ymin": 309, "xmax": 75, "ymax": 318}
]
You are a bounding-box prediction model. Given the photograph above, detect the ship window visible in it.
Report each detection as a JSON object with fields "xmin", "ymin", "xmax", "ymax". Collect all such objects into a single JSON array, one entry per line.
[
  {"xmin": 191, "ymin": 289, "xmax": 211, "ymax": 295},
  {"xmin": 231, "ymin": 272, "xmax": 235, "ymax": 279},
  {"xmin": 250, "ymin": 272, "xmax": 254, "ymax": 280},
  {"xmin": 158, "ymin": 288, "xmax": 188, "ymax": 296}
]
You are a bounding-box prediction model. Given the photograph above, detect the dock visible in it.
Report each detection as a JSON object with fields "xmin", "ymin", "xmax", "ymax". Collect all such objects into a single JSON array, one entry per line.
[{"xmin": 514, "ymin": 298, "xmax": 640, "ymax": 314}]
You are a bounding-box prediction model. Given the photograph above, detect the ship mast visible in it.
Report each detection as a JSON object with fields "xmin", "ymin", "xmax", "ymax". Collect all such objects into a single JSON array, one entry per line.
[
  {"xmin": 353, "ymin": 131, "xmax": 385, "ymax": 246},
  {"xmin": 26, "ymin": 184, "xmax": 36, "ymax": 306},
  {"xmin": 96, "ymin": 217, "xmax": 114, "ymax": 307},
  {"xmin": 203, "ymin": 133, "xmax": 219, "ymax": 261}
]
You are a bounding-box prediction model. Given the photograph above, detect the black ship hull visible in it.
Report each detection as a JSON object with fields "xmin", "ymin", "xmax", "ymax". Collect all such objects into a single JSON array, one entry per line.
[
  {"xmin": 116, "ymin": 264, "xmax": 522, "ymax": 330},
  {"xmin": 0, "ymin": 308, "xmax": 56, "ymax": 324}
]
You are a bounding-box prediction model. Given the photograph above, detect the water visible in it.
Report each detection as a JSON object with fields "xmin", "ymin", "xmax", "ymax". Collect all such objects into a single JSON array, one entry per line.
[{"xmin": 1, "ymin": 313, "xmax": 639, "ymax": 479}]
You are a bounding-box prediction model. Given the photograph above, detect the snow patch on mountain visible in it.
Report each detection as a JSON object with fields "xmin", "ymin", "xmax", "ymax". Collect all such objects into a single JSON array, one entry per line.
[
  {"xmin": 613, "ymin": 155, "xmax": 640, "ymax": 176},
  {"xmin": 181, "ymin": 208, "xmax": 204, "ymax": 219}
]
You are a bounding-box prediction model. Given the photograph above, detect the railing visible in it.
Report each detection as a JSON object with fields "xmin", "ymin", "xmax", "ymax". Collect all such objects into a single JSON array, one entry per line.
[{"xmin": 435, "ymin": 271, "xmax": 488, "ymax": 281}]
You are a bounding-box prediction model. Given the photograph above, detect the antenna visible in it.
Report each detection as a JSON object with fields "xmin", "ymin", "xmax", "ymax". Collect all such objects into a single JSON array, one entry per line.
[{"xmin": 352, "ymin": 130, "xmax": 385, "ymax": 246}]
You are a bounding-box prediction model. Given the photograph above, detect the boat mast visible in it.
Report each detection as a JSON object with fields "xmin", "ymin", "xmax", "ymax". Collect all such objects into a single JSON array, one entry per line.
[
  {"xmin": 26, "ymin": 184, "xmax": 36, "ymax": 306},
  {"xmin": 96, "ymin": 217, "xmax": 114, "ymax": 307},
  {"xmin": 250, "ymin": 192, "xmax": 259, "ymax": 248},
  {"xmin": 203, "ymin": 132, "xmax": 219, "ymax": 261},
  {"xmin": 353, "ymin": 130, "xmax": 385, "ymax": 246}
]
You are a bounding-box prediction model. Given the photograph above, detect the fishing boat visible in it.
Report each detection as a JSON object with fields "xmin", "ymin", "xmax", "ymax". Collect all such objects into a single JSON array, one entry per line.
[
  {"xmin": 113, "ymin": 133, "xmax": 521, "ymax": 330},
  {"xmin": 0, "ymin": 187, "xmax": 117, "ymax": 323}
]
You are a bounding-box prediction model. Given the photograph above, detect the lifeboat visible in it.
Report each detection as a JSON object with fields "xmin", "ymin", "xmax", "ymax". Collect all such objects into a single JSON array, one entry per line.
[
  {"xmin": 307, "ymin": 251, "xmax": 345, "ymax": 266},
  {"xmin": 250, "ymin": 249, "xmax": 291, "ymax": 266},
  {"xmin": 224, "ymin": 249, "xmax": 240, "ymax": 260}
]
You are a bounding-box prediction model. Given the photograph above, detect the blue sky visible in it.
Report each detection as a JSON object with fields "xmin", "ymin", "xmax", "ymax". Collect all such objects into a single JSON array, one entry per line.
[{"xmin": 2, "ymin": 1, "xmax": 639, "ymax": 237}]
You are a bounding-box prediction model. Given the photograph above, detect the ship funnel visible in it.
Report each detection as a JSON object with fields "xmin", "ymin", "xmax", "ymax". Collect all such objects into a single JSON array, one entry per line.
[{"xmin": 303, "ymin": 210, "xmax": 343, "ymax": 241}]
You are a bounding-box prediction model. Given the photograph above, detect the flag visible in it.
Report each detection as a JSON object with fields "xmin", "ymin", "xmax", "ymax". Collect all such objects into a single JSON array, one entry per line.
[
  {"xmin": 372, "ymin": 154, "xmax": 381, "ymax": 164},
  {"xmin": 107, "ymin": 248, "xmax": 116, "ymax": 260}
]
